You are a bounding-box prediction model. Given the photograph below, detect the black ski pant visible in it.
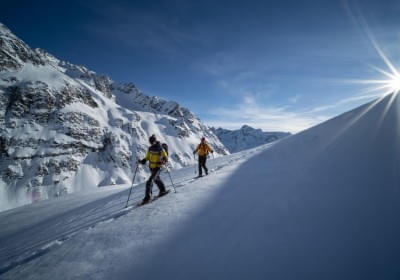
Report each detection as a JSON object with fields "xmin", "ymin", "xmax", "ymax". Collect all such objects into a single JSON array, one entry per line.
[
  {"xmin": 198, "ymin": 155, "xmax": 208, "ymax": 176},
  {"xmin": 145, "ymin": 167, "xmax": 166, "ymax": 200}
]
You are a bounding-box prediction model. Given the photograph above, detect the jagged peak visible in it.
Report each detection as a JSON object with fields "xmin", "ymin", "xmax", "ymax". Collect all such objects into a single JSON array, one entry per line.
[
  {"xmin": 113, "ymin": 82, "xmax": 139, "ymax": 94},
  {"xmin": 0, "ymin": 22, "xmax": 197, "ymax": 121},
  {"xmin": 0, "ymin": 22, "xmax": 13, "ymax": 36},
  {"xmin": 122, "ymin": 89, "xmax": 196, "ymax": 120},
  {"xmin": 212, "ymin": 125, "xmax": 291, "ymax": 153},
  {"xmin": 0, "ymin": 22, "xmax": 28, "ymax": 46},
  {"xmin": 241, "ymin": 124, "xmax": 256, "ymax": 130}
]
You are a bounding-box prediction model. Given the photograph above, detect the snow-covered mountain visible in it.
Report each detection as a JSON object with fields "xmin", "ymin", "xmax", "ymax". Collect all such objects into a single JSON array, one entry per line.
[
  {"xmin": 1, "ymin": 93, "xmax": 399, "ymax": 279},
  {"xmin": 0, "ymin": 23, "xmax": 228, "ymax": 211},
  {"xmin": 211, "ymin": 125, "xmax": 290, "ymax": 153}
]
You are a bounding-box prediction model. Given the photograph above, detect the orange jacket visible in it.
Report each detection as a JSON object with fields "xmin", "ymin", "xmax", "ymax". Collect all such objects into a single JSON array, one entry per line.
[{"xmin": 195, "ymin": 143, "xmax": 213, "ymax": 156}]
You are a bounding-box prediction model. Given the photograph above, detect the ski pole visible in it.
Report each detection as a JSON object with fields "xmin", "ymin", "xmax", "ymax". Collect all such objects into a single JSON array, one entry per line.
[
  {"xmin": 125, "ymin": 163, "xmax": 139, "ymax": 208},
  {"xmin": 194, "ymin": 153, "xmax": 198, "ymax": 175},
  {"xmin": 211, "ymin": 153, "xmax": 215, "ymax": 172},
  {"xmin": 165, "ymin": 167, "xmax": 177, "ymax": 193}
]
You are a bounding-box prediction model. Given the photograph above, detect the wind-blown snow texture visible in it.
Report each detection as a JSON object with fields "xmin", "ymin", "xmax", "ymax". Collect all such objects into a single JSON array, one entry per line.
[
  {"xmin": 0, "ymin": 23, "xmax": 228, "ymax": 211},
  {"xmin": 1, "ymin": 93, "xmax": 399, "ymax": 279},
  {"xmin": 212, "ymin": 124, "xmax": 290, "ymax": 152}
]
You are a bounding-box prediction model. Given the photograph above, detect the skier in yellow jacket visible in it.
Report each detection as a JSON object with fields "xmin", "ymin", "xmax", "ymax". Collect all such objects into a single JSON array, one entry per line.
[
  {"xmin": 193, "ymin": 137, "xmax": 214, "ymax": 177},
  {"xmin": 138, "ymin": 134, "xmax": 169, "ymax": 204}
]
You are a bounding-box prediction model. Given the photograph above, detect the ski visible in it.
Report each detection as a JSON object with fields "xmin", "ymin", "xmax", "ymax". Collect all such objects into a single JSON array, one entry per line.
[
  {"xmin": 194, "ymin": 172, "xmax": 211, "ymax": 179},
  {"xmin": 137, "ymin": 189, "xmax": 171, "ymax": 206},
  {"xmin": 151, "ymin": 189, "xmax": 171, "ymax": 202}
]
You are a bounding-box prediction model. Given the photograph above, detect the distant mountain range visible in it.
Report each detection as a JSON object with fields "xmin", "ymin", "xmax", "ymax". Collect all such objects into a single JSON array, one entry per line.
[
  {"xmin": 0, "ymin": 22, "xmax": 228, "ymax": 211},
  {"xmin": 211, "ymin": 125, "xmax": 291, "ymax": 153}
]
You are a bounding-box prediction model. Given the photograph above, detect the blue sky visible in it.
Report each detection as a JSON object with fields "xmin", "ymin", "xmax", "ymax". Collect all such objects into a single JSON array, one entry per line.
[{"xmin": 2, "ymin": 0, "xmax": 400, "ymax": 132}]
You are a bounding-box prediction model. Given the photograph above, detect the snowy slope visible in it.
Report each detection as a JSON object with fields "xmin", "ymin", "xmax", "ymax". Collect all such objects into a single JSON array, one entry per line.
[
  {"xmin": 0, "ymin": 144, "xmax": 265, "ymax": 279},
  {"xmin": 212, "ymin": 124, "xmax": 290, "ymax": 152},
  {"xmin": 1, "ymin": 93, "xmax": 399, "ymax": 279},
  {"xmin": 0, "ymin": 23, "xmax": 228, "ymax": 212},
  {"xmin": 127, "ymin": 93, "xmax": 400, "ymax": 280}
]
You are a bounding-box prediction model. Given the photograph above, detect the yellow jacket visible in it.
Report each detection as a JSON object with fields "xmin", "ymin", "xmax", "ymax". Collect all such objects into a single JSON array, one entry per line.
[
  {"xmin": 195, "ymin": 143, "xmax": 213, "ymax": 156},
  {"xmin": 144, "ymin": 142, "xmax": 168, "ymax": 169}
]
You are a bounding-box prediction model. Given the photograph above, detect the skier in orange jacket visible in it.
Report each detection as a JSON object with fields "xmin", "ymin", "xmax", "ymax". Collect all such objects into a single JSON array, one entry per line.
[{"xmin": 193, "ymin": 137, "xmax": 214, "ymax": 177}]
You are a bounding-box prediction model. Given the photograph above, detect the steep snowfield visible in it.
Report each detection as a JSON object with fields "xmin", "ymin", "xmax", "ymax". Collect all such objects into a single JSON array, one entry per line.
[{"xmin": 1, "ymin": 92, "xmax": 399, "ymax": 280}]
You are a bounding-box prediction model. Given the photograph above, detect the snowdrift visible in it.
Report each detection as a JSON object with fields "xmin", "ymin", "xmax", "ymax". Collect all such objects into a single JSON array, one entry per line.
[{"xmin": 120, "ymin": 93, "xmax": 400, "ymax": 279}]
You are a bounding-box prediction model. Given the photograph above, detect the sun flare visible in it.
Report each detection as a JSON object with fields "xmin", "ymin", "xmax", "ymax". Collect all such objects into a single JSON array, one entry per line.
[
  {"xmin": 388, "ymin": 75, "xmax": 400, "ymax": 93},
  {"xmin": 343, "ymin": 11, "xmax": 400, "ymax": 98},
  {"xmin": 348, "ymin": 61, "xmax": 400, "ymax": 98}
]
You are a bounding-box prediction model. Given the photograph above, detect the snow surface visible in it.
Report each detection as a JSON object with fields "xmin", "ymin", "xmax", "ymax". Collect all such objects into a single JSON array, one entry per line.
[
  {"xmin": 0, "ymin": 145, "xmax": 264, "ymax": 279},
  {"xmin": 1, "ymin": 93, "xmax": 400, "ymax": 279},
  {"xmin": 125, "ymin": 93, "xmax": 400, "ymax": 280}
]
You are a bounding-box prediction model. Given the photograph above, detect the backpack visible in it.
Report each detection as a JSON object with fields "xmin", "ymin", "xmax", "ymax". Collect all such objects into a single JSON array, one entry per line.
[{"xmin": 161, "ymin": 143, "xmax": 169, "ymax": 156}]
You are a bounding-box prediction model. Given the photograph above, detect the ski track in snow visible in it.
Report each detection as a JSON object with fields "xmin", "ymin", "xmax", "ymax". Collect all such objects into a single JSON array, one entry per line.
[{"xmin": 0, "ymin": 144, "xmax": 271, "ymax": 278}]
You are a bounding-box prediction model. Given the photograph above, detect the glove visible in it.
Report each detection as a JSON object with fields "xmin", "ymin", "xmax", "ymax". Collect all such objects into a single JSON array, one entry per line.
[
  {"xmin": 193, "ymin": 151, "xmax": 196, "ymax": 155},
  {"xmin": 211, "ymin": 150, "xmax": 214, "ymax": 153},
  {"xmin": 138, "ymin": 159, "xmax": 146, "ymax": 165}
]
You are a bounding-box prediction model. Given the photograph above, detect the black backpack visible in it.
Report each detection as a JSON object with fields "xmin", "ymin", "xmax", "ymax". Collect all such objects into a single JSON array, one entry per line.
[{"xmin": 161, "ymin": 143, "xmax": 169, "ymax": 156}]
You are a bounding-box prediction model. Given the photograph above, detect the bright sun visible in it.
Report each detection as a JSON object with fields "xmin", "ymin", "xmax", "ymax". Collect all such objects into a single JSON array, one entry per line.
[
  {"xmin": 347, "ymin": 22, "xmax": 400, "ymax": 97},
  {"xmin": 388, "ymin": 75, "xmax": 400, "ymax": 92},
  {"xmin": 351, "ymin": 61, "xmax": 400, "ymax": 97}
]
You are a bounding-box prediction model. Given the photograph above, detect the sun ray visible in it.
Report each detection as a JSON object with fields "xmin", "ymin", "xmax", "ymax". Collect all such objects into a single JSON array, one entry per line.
[
  {"xmin": 358, "ymin": 85, "xmax": 390, "ymax": 95},
  {"xmin": 345, "ymin": 79, "xmax": 393, "ymax": 85},
  {"xmin": 357, "ymin": 85, "xmax": 397, "ymax": 96},
  {"xmin": 343, "ymin": 1, "xmax": 400, "ymax": 97},
  {"xmin": 368, "ymin": 36, "xmax": 399, "ymax": 77},
  {"xmin": 321, "ymin": 94, "xmax": 388, "ymax": 152},
  {"xmin": 377, "ymin": 89, "xmax": 398, "ymax": 129},
  {"xmin": 366, "ymin": 64, "xmax": 396, "ymax": 79},
  {"xmin": 322, "ymin": 1, "xmax": 400, "ymax": 155},
  {"xmin": 357, "ymin": 11, "xmax": 400, "ymax": 77}
]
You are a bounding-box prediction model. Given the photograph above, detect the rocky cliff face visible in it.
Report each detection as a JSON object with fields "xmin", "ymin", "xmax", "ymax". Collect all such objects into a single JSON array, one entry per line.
[
  {"xmin": 211, "ymin": 125, "xmax": 290, "ymax": 153},
  {"xmin": 0, "ymin": 23, "xmax": 228, "ymax": 211}
]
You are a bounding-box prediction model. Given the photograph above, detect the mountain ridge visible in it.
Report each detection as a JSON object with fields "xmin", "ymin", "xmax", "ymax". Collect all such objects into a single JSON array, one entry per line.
[
  {"xmin": 211, "ymin": 125, "xmax": 291, "ymax": 153},
  {"xmin": 0, "ymin": 22, "xmax": 228, "ymax": 211}
]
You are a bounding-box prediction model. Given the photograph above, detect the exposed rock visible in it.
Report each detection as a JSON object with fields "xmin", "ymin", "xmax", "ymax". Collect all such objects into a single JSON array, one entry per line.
[{"xmin": 0, "ymin": 22, "xmax": 228, "ymax": 212}]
